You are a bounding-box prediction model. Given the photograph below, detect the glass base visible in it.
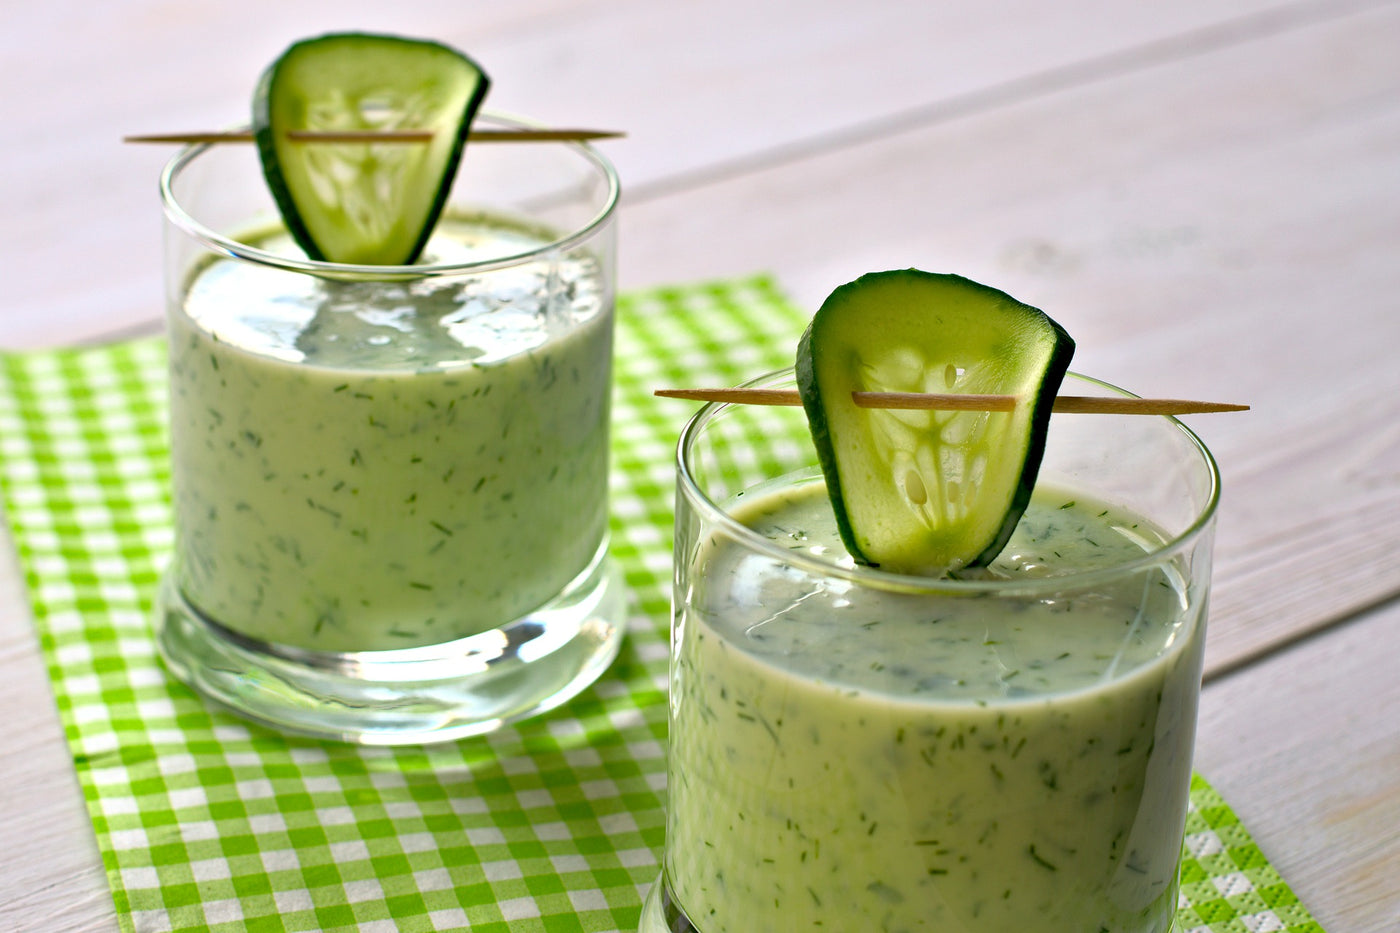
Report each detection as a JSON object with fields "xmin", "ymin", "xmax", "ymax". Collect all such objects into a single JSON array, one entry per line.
[
  {"xmin": 153, "ymin": 546, "xmax": 626, "ymax": 745},
  {"xmin": 639, "ymin": 873, "xmax": 696, "ymax": 933},
  {"xmin": 639, "ymin": 870, "xmax": 1184, "ymax": 933}
]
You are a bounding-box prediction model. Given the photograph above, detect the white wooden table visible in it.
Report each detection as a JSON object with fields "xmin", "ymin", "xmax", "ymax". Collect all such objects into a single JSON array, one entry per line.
[{"xmin": 3, "ymin": 1, "xmax": 1397, "ymax": 930}]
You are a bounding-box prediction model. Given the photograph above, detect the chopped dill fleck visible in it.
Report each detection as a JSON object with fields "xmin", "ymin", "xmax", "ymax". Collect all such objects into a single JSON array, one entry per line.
[{"xmin": 1028, "ymin": 845, "xmax": 1058, "ymax": 871}]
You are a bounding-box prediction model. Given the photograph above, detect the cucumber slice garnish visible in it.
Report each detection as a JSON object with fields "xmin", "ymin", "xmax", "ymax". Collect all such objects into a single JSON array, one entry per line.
[
  {"xmin": 795, "ymin": 270, "xmax": 1075, "ymax": 574},
  {"xmin": 253, "ymin": 32, "xmax": 490, "ymax": 265}
]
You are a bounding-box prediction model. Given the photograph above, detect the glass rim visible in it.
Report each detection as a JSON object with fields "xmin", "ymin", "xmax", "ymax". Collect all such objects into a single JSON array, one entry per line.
[
  {"xmin": 675, "ymin": 367, "xmax": 1221, "ymax": 596},
  {"xmin": 158, "ymin": 110, "xmax": 621, "ymax": 278}
]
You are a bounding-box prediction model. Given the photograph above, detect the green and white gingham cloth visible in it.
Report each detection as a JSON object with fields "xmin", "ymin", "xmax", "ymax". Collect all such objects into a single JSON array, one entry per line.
[{"xmin": 0, "ymin": 276, "xmax": 1321, "ymax": 933}]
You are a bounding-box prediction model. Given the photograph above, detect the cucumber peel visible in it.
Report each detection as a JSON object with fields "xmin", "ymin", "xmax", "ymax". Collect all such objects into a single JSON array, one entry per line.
[
  {"xmin": 795, "ymin": 270, "xmax": 1074, "ymax": 574},
  {"xmin": 253, "ymin": 32, "xmax": 490, "ymax": 265}
]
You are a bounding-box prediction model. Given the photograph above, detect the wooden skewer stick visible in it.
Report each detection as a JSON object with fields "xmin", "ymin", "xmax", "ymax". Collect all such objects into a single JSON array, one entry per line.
[
  {"xmin": 123, "ymin": 128, "xmax": 624, "ymax": 145},
  {"xmin": 654, "ymin": 387, "xmax": 1249, "ymax": 415}
]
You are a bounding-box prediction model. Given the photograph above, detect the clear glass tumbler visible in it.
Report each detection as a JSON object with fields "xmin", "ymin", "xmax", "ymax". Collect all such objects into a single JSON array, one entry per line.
[
  {"xmin": 642, "ymin": 369, "xmax": 1219, "ymax": 932},
  {"xmin": 155, "ymin": 114, "xmax": 625, "ymax": 744}
]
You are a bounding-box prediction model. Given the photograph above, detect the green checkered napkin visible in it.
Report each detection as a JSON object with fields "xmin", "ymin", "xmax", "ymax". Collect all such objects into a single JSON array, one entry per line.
[{"xmin": 0, "ymin": 276, "xmax": 1320, "ymax": 933}]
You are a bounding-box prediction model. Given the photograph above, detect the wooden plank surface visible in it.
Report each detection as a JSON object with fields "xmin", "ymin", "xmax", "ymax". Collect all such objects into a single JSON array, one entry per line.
[
  {"xmin": 0, "ymin": 541, "xmax": 113, "ymax": 932},
  {"xmin": 1197, "ymin": 600, "xmax": 1400, "ymax": 933},
  {"xmin": 0, "ymin": 0, "xmax": 1357, "ymax": 347},
  {"xmin": 2, "ymin": 0, "xmax": 1396, "ymax": 929}
]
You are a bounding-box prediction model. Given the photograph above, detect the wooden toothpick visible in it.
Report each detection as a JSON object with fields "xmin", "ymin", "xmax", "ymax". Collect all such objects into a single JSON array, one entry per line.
[
  {"xmin": 653, "ymin": 387, "xmax": 1248, "ymax": 416},
  {"xmin": 123, "ymin": 128, "xmax": 624, "ymax": 145}
]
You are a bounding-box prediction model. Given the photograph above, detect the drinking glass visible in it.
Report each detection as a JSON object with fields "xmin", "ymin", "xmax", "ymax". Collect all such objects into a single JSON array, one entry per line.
[
  {"xmin": 155, "ymin": 114, "xmax": 624, "ymax": 744},
  {"xmin": 642, "ymin": 368, "xmax": 1218, "ymax": 932}
]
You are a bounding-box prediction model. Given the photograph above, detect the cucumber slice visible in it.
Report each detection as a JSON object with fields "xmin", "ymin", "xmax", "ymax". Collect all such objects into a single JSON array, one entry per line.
[
  {"xmin": 253, "ymin": 32, "xmax": 490, "ymax": 265},
  {"xmin": 795, "ymin": 270, "xmax": 1074, "ymax": 574}
]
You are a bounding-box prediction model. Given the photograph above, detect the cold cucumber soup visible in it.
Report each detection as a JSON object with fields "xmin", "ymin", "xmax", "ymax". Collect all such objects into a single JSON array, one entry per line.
[
  {"xmin": 167, "ymin": 214, "xmax": 612, "ymax": 652},
  {"xmin": 662, "ymin": 475, "xmax": 1205, "ymax": 933}
]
